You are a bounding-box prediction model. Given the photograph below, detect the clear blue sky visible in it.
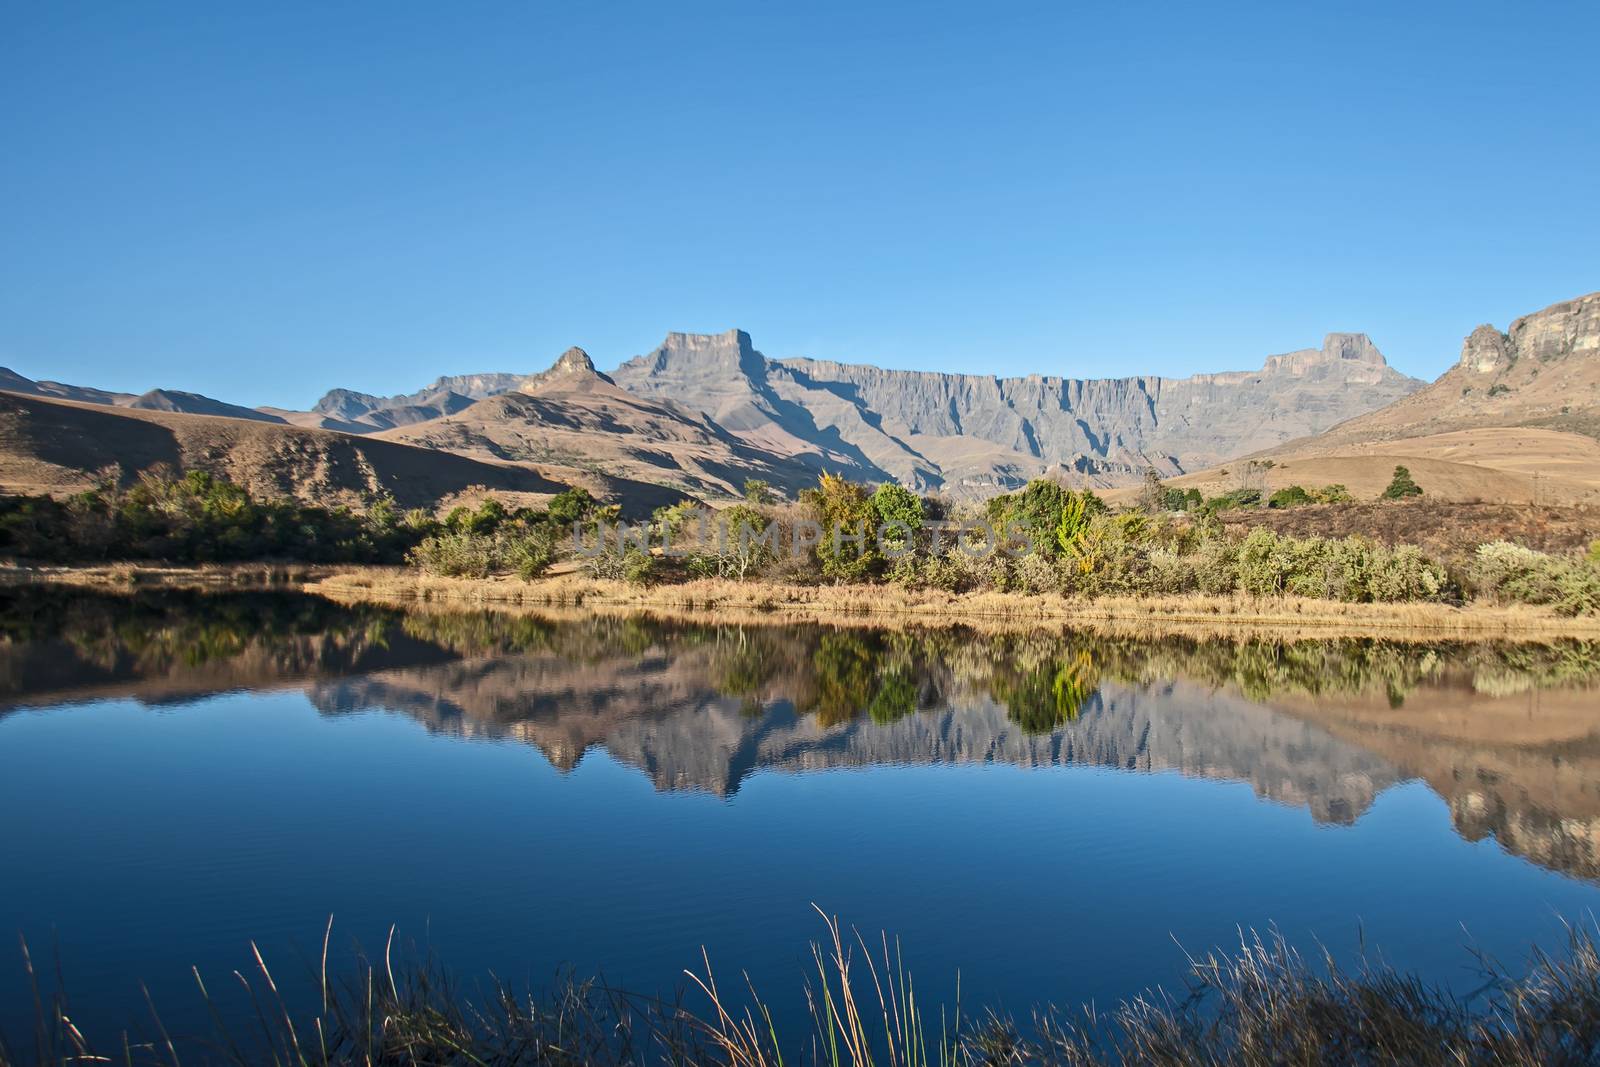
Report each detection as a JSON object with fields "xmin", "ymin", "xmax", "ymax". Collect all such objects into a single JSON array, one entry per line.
[{"xmin": 4, "ymin": 1, "xmax": 1597, "ymax": 410}]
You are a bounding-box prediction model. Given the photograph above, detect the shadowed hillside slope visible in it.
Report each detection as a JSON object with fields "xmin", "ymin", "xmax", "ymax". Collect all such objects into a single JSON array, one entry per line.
[
  {"xmin": 0, "ymin": 390, "xmax": 582, "ymax": 510},
  {"xmin": 377, "ymin": 347, "xmax": 844, "ymax": 499}
]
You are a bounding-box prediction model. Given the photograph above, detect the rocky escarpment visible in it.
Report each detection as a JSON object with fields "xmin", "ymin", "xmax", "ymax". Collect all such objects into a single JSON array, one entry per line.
[
  {"xmin": 1277, "ymin": 291, "xmax": 1600, "ymax": 450},
  {"xmin": 611, "ymin": 329, "xmax": 1424, "ymax": 495}
]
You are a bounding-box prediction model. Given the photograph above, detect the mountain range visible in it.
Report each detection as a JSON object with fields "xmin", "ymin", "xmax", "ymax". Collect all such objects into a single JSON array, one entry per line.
[{"xmin": 1, "ymin": 291, "xmax": 1597, "ymax": 506}]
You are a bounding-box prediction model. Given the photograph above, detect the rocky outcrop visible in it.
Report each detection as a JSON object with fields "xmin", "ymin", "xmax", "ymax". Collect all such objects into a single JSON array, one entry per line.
[
  {"xmin": 1459, "ymin": 325, "xmax": 1513, "ymax": 374},
  {"xmin": 1281, "ymin": 291, "xmax": 1600, "ymax": 450},
  {"xmin": 610, "ymin": 330, "xmax": 1424, "ymax": 494},
  {"xmin": 519, "ymin": 347, "xmax": 615, "ymax": 391}
]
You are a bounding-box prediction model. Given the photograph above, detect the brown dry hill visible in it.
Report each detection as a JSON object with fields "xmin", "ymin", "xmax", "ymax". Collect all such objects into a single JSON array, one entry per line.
[
  {"xmin": 376, "ymin": 347, "xmax": 839, "ymax": 500},
  {"xmin": 0, "ymin": 389, "xmax": 680, "ymax": 515}
]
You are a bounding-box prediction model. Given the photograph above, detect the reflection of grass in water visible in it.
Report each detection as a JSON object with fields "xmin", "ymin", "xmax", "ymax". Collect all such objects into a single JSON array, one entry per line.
[
  {"xmin": 19, "ymin": 915, "xmax": 1600, "ymax": 1066},
  {"xmin": 8, "ymin": 587, "xmax": 1600, "ymax": 730}
]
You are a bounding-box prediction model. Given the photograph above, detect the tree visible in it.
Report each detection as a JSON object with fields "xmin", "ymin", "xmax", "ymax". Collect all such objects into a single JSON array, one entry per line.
[
  {"xmin": 804, "ymin": 473, "xmax": 878, "ymax": 581},
  {"xmin": 1138, "ymin": 468, "xmax": 1168, "ymax": 514},
  {"xmin": 1381, "ymin": 465, "xmax": 1423, "ymax": 500},
  {"xmin": 870, "ymin": 482, "xmax": 923, "ymax": 556},
  {"xmin": 742, "ymin": 478, "xmax": 773, "ymax": 506}
]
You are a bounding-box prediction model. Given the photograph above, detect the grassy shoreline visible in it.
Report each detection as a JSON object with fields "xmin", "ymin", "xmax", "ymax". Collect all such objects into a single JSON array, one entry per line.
[
  {"xmin": 306, "ymin": 567, "xmax": 1600, "ymax": 641},
  {"xmin": 7, "ymin": 561, "xmax": 1600, "ymax": 640}
]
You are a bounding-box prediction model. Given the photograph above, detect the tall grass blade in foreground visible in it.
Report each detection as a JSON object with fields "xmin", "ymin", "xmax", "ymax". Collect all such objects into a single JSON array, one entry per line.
[{"xmin": 5, "ymin": 915, "xmax": 1600, "ymax": 1065}]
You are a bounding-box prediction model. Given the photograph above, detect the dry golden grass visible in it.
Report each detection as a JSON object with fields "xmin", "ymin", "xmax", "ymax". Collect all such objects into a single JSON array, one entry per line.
[
  {"xmin": 306, "ymin": 568, "xmax": 1600, "ymax": 641},
  {"xmin": 1107, "ymin": 427, "xmax": 1600, "ymax": 507}
]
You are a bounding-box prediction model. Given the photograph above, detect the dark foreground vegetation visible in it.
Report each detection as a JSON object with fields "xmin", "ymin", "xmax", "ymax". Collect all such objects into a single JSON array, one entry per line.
[
  {"xmin": 0, "ymin": 468, "xmax": 603, "ymax": 569},
  {"xmin": 8, "ymin": 916, "xmax": 1600, "ymax": 1066}
]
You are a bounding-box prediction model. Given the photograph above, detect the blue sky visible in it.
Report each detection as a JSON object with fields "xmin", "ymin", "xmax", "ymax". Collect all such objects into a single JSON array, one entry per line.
[{"xmin": 3, "ymin": 1, "xmax": 1597, "ymax": 410}]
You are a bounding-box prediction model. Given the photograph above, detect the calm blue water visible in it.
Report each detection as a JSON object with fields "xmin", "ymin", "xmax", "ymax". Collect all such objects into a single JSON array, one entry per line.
[{"xmin": 1, "ymin": 589, "xmax": 1599, "ymax": 1051}]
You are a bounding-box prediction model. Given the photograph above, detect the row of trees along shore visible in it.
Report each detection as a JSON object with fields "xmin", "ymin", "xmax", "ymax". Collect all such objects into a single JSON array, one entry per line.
[{"xmin": 2, "ymin": 465, "xmax": 1598, "ymax": 615}]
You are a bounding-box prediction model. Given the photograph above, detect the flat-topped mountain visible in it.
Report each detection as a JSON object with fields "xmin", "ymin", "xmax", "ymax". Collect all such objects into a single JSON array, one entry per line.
[{"xmin": 611, "ymin": 328, "xmax": 1425, "ymax": 494}]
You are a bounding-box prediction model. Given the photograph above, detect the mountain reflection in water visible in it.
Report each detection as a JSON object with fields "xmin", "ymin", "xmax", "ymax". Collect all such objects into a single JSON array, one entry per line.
[{"xmin": 3, "ymin": 587, "xmax": 1599, "ymax": 881}]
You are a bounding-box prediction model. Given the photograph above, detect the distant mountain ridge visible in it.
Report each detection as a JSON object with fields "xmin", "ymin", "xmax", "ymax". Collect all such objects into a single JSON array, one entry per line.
[
  {"xmin": 0, "ymin": 317, "xmax": 1455, "ymax": 501},
  {"xmin": 311, "ymin": 372, "xmax": 526, "ymax": 431},
  {"xmin": 375, "ymin": 346, "xmax": 840, "ymax": 499},
  {"xmin": 610, "ymin": 328, "xmax": 1425, "ymax": 493}
]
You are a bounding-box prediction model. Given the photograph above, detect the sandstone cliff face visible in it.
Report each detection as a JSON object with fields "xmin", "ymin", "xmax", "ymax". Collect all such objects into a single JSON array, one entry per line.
[
  {"xmin": 611, "ymin": 330, "xmax": 1424, "ymax": 495},
  {"xmin": 1281, "ymin": 291, "xmax": 1600, "ymax": 450}
]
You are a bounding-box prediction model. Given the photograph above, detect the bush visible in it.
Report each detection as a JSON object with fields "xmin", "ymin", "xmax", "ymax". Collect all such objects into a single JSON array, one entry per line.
[
  {"xmin": 804, "ymin": 473, "xmax": 879, "ymax": 582},
  {"xmin": 0, "ymin": 470, "xmax": 424, "ymax": 565},
  {"xmin": 1204, "ymin": 488, "xmax": 1262, "ymax": 512},
  {"xmin": 409, "ymin": 531, "xmax": 498, "ymax": 578},
  {"xmin": 1470, "ymin": 541, "xmax": 1600, "ymax": 616},
  {"xmin": 1268, "ymin": 485, "xmax": 1313, "ymax": 509},
  {"xmin": 1382, "ymin": 465, "xmax": 1423, "ymax": 500}
]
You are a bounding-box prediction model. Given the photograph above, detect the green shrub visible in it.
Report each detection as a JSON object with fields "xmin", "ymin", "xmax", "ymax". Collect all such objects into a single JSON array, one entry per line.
[
  {"xmin": 1312, "ymin": 483, "xmax": 1354, "ymax": 504},
  {"xmin": 410, "ymin": 530, "xmax": 498, "ymax": 578},
  {"xmin": 1268, "ymin": 485, "xmax": 1313, "ymax": 509},
  {"xmin": 804, "ymin": 473, "xmax": 879, "ymax": 581},
  {"xmin": 0, "ymin": 470, "xmax": 423, "ymax": 565},
  {"xmin": 741, "ymin": 478, "xmax": 773, "ymax": 506},
  {"xmin": 988, "ymin": 479, "xmax": 1104, "ymax": 559},
  {"xmin": 1381, "ymin": 465, "xmax": 1423, "ymax": 500},
  {"xmin": 1470, "ymin": 541, "xmax": 1600, "ymax": 616},
  {"xmin": 1203, "ymin": 488, "xmax": 1262, "ymax": 513}
]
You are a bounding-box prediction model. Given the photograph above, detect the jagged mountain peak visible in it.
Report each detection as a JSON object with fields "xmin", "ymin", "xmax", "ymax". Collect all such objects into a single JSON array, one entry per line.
[{"xmin": 520, "ymin": 346, "xmax": 615, "ymax": 391}]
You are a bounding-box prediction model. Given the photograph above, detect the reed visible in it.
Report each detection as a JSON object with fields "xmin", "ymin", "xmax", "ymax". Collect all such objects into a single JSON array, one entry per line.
[{"xmin": 6, "ymin": 915, "xmax": 1600, "ymax": 1066}]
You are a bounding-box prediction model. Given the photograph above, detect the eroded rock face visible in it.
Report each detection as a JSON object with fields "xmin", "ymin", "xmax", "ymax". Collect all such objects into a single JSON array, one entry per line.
[
  {"xmin": 1301, "ymin": 291, "xmax": 1600, "ymax": 449},
  {"xmin": 519, "ymin": 346, "xmax": 614, "ymax": 390},
  {"xmin": 611, "ymin": 330, "xmax": 1425, "ymax": 494},
  {"xmin": 1460, "ymin": 325, "xmax": 1512, "ymax": 374},
  {"xmin": 1507, "ymin": 291, "xmax": 1600, "ymax": 362}
]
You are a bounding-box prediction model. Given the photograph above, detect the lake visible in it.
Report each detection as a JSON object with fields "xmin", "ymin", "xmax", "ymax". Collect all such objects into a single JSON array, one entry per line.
[{"xmin": 2, "ymin": 587, "xmax": 1599, "ymax": 1052}]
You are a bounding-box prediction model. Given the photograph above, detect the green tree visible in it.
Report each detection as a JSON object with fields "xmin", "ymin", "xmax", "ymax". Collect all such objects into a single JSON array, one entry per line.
[
  {"xmin": 1381, "ymin": 465, "xmax": 1423, "ymax": 500},
  {"xmin": 805, "ymin": 473, "xmax": 879, "ymax": 582},
  {"xmin": 870, "ymin": 482, "xmax": 923, "ymax": 556},
  {"xmin": 742, "ymin": 478, "xmax": 773, "ymax": 506}
]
